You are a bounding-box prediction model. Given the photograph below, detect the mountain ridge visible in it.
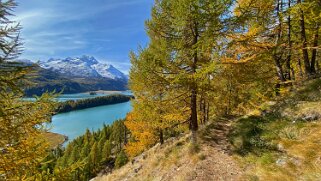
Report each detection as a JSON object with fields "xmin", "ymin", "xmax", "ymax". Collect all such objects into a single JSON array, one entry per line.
[
  {"xmin": 19, "ymin": 56, "xmax": 129, "ymax": 96},
  {"xmin": 34, "ymin": 55, "xmax": 128, "ymax": 80}
]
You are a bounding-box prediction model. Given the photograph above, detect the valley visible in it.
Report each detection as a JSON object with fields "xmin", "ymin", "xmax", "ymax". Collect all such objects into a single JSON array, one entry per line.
[
  {"xmin": 51, "ymin": 101, "xmax": 132, "ymax": 145},
  {"xmin": 42, "ymin": 92, "xmax": 133, "ymax": 147},
  {"xmin": 21, "ymin": 56, "xmax": 129, "ymax": 96},
  {"xmin": 2, "ymin": 0, "xmax": 321, "ymax": 180}
]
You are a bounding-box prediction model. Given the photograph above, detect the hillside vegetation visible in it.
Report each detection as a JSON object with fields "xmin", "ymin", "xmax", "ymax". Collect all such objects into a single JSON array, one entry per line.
[
  {"xmin": 231, "ymin": 79, "xmax": 321, "ymax": 180},
  {"xmin": 40, "ymin": 120, "xmax": 129, "ymax": 181},
  {"xmin": 2, "ymin": 0, "xmax": 321, "ymax": 180},
  {"xmin": 56, "ymin": 94, "xmax": 133, "ymax": 113},
  {"xmin": 94, "ymin": 78, "xmax": 321, "ymax": 181}
]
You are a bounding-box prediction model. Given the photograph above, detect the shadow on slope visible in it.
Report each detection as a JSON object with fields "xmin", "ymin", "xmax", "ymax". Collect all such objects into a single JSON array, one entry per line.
[{"xmin": 227, "ymin": 78, "xmax": 321, "ymax": 180}]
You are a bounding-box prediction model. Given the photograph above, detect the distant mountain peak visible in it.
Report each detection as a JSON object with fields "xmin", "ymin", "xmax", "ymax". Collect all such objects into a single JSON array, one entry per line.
[
  {"xmin": 38, "ymin": 56, "xmax": 127, "ymax": 80},
  {"xmin": 78, "ymin": 55, "xmax": 98, "ymax": 65},
  {"xmin": 80, "ymin": 55, "xmax": 95, "ymax": 60}
]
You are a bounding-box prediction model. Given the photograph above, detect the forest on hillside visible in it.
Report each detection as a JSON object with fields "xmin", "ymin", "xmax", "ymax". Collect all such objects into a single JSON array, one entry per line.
[
  {"xmin": 56, "ymin": 94, "xmax": 133, "ymax": 113},
  {"xmin": 42, "ymin": 120, "xmax": 128, "ymax": 180},
  {"xmin": 1, "ymin": 0, "xmax": 321, "ymax": 180},
  {"xmin": 126, "ymin": 0, "xmax": 321, "ymax": 156}
]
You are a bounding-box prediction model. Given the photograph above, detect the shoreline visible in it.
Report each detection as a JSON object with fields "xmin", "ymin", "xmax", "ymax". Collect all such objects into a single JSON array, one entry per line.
[
  {"xmin": 56, "ymin": 94, "xmax": 133, "ymax": 114},
  {"xmin": 85, "ymin": 90, "xmax": 123, "ymax": 94},
  {"xmin": 43, "ymin": 132, "xmax": 68, "ymax": 149},
  {"xmin": 24, "ymin": 90, "xmax": 130, "ymax": 98}
]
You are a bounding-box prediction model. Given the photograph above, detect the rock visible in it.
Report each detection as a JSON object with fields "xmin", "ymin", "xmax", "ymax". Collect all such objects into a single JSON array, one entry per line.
[
  {"xmin": 134, "ymin": 165, "xmax": 142, "ymax": 173},
  {"xmin": 276, "ymin": 158, "xmax": 287, "ymax": 166},
  {"xmin": 289, "ymin": 157, "xmax": 301, "ymax": 166},
  {"xmin": 131, "ymin": 158, "xmax": 136, "ymax": 165},
  {"xmin": 301, "ymin": 111, "xmax": 321, "ymax": 121},
  {"xmin": 142, "ymin": 153, "xmax": 147, "ymax": 159},
  {"xmin": 277, "ymin": 143, "xmax": 285, "ymax": 152}
]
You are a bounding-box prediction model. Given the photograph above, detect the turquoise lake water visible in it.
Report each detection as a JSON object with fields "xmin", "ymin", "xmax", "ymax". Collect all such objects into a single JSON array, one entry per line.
[
  {"xmin": 24, "ymin": 90, "xmax": 132, "ymax": 102},
  {"xmin": 48, "ymin": 91, "xmax": 133, "ymax": 144},
  {"xmin": 51, "ymin": 101, "xmax": 132, "ymax": 144}
]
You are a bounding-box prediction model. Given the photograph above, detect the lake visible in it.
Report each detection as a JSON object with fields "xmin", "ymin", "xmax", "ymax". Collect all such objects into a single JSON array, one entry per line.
[
  {"xmin": 25, "ymin": 90, "xmax": 132, "ymax": 102},
  {"xmin": 48, "ymin": 92, "xmax": 132, "ymax": 144}
]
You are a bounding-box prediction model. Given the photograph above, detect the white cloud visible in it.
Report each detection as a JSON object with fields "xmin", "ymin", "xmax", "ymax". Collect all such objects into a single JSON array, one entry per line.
[{"xmin": 14, "ymin": 0, "xmax": 152, "ymax": 72}]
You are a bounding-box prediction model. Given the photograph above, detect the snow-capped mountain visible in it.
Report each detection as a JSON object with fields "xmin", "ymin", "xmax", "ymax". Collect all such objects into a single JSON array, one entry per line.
[{"xmin": 39, "ymin": 55, "xmax": 127, "ymax": 80}]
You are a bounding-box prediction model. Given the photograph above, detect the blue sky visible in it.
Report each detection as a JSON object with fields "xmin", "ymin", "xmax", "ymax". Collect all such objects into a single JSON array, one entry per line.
[{"xmin": 14, "ymin": 0, "xmax": 153, "ymax": 73}]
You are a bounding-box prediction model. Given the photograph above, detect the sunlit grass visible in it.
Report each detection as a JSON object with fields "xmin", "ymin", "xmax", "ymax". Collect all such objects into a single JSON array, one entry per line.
[{"xmin": 230, "ymin": 78, "xmax": 321, "ymax": 180}]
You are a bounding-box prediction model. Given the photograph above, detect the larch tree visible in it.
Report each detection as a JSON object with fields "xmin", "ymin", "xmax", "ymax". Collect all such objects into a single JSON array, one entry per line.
[
  {"xmin": 0, "ymin": 0, "xmax": 60, "ymax": 179},
  {"xmin": 110, "ymin": 120, "xmax": 127, "ymax": 152},
  {"xmin": 293, "ymin": 0, "xmax": 321, "ymax": 76},
  {"xmin": 231, "ymin": 0, "xmax": 291, "ymax": 83},
  {"xmin": 89, "ymin": 142, "xmax": 99, "ymax": 172},
  {"xmin": 232, "ymin": 0, "xmax": 321, "ymax": 81},
  {"xmin": 101, "ymin": 140, "xmax": 112, "ymax": 162},
  {"xmin": 126, "ymin": 47, "xmax": 188, "ymax": 157},
  {"xmin": 147, "ymin": 0, "xmax": 232, "ymax": 142},
  {"xmin": 127, "ymin": 0, "xmax": 233, "ymax": 151}
]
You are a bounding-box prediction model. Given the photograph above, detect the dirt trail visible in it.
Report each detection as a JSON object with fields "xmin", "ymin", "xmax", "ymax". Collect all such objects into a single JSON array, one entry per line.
[{"xmin": 187, "ymin": 119, "xmax": 242, "ymax": 181}]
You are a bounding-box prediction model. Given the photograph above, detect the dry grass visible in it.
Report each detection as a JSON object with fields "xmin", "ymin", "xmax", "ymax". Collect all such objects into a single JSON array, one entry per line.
[
  {"xmin": 240, "ymin": 121, "xmax": 321, "ymax": 181},
  {"xmin": 233, "ymin": 79, "xmax": 321, "ymax": 181},
  {"xmin": 42, "ymin": 132, "xmax": 66, "ymax": 149},
  {"xmin": 94, "ymin": 122, "xmax": 243, "ymax": 181},
  {"xmin": 94, "ymin": 134, "xmax": 193, "ymax": 181}
]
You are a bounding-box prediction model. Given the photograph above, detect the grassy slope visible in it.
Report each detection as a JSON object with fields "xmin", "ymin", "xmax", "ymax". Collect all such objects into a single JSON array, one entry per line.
[
  {"xmin": 94, "ymin": 131, "xmax": 242, "ymax": 181},
  {"xmin": 94, "ymin": 78, "xmax": 321, "ymax": 181},
  {"xmin": 42, "ymin": 132, "xmax": 67, "ymax": 149},
  {"xmin": 229, "ymin": 78, "xmax": 321, "ymax": 180}
]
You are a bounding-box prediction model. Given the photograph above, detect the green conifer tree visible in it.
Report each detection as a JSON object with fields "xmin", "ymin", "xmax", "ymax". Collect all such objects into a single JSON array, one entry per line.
[{"xmin": 101, "ymin": 140, "xmax": 112, "ymax": 162}]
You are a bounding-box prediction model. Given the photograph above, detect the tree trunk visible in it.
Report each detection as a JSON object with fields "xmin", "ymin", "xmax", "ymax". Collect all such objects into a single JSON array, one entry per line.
[
  {"xmin": 159, "ymin": 129, "xmax": 164, "ymax": 145},
  {"xmin": 203, "ymin": 98, "xmax": 206, "ymax": 124},
  {"xmin": 286, "ymin": 0, "xmax": 292, "ymax": 80},
  {"xmin": 275, "ymin": 57, "xmax": 286, "ymax": 82},
  {"xmin": 190, "ymin": 21, "xmax": 199, "ymax": 144},
  {"xmin": 298, "ymin": 0, "xmax": 312, "ymax": 76},
  {"xmin": 298, "ymin": 58, "xmax": 304, "ymax": 77},
  {"xmin": 311, "ymin": 25, "xmax": 319, "ymax": 74},
  {"xmin": 275, "ymin": 0, "xmax": 286, "ymax": 82},
  {"xmin": 190, "ymin": 88, "xmax": 198, "ymax": 143},
  {"xmin": 291, "ymin": 67, "xmax": 295, "ymax": 80},
  {"xmin": 275, "ymin": 83, "xmax": 281, "ymax": 96},
  {"xmin": 199, "ymin": 94, "xmax": 205, "ymax": 124},
  {"xmin": 206, "ymin": 101, "xmax": 210, "ymax": 122},
  {"xmin": 124, "ymin": 127, "xmax": 128, "ymax": 145}
]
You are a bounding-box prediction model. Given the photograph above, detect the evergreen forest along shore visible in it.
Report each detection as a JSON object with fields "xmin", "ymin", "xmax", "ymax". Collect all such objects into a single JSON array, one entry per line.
[{"xmin": 56, "ymin": 94, "xmax": 134, "ymax": 114}]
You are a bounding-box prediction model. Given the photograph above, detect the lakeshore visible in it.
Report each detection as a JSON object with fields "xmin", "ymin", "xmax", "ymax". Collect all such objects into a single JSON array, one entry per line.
[{"xmin": 42, "ymin": 132, "xmax": 68, "ymax": 149}]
